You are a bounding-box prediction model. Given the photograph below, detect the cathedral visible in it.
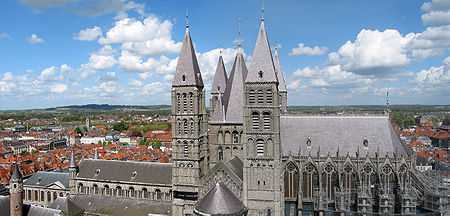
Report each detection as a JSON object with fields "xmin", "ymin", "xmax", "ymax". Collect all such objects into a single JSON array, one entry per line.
[{"xmin": 170, "ymin": 14, "xmax": 420, "ymax": 216}]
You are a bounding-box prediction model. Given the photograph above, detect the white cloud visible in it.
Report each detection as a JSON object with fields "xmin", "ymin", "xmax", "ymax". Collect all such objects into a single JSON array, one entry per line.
[
  {"xmin": 99, "ymin": 16, "xmax": 181, "ymax": 56},
  {"xmin": 27, "ymin": 34, "xmax": 44, "ymax": 44},
  {"xmin": 293, "ymin": 66, "xmax": 318, "ymax": 78},
  {"xmin": 0, "ymin": 32, "xmax": 9, "ymax": 40},
  {"xmin": 416, "ymin": 56, "xmax": 450, "ymax": 86},
  {"xmin": 50, "ymin": 83, "xmax": 68, "ymax": 93},
  {"xmin": 421, "ymin": 0, "xmax": 450, "ymax": 26},
  {"xmin": 289, "ymin": 43, "xmax": 328, "ymax": 56},
  {"xmin": 329, "ymin": 29, "xmax": 413, "ymax": 75},
  {"xmin": 74, "ymin": 26, "xmax": 102, "ymax": 41}
]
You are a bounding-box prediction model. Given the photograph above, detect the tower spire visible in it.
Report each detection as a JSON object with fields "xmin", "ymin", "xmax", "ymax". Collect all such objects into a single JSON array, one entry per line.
[
  {"xmin": 185, "ymin": 9, "xmax": 189, "ymax": 31},
  {"xmin": 261, "ymin": 0, "xmax": 265, "ymax": 22},
  {"xmin": 386, "ymin": 88, "xmax": 391, "ymax": 114}
]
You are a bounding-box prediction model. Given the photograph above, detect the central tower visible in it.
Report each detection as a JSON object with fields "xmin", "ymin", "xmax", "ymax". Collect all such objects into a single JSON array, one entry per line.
[
  {"xmin": 171, "ymin": 23, "xmax": 208, "ymax": 215},
  {"xmin": 242, "ymin": 17, "xmax": 283, "ymax": 215}
]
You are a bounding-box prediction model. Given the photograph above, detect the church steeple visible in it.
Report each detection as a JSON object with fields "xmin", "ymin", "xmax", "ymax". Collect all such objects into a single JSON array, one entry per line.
[
  {"xmin": 224, "ymin": 50, "xmax": 248, "ymax": 123},
  {"xmin": 274, "ymin": 48, "xmax": 288, "ymax": 114},
  {"xmin": 210, "ymin": 54, "xmax": 228, "ymax": 122},
  {"xmin": 245, "ymin": 19, "xmax": 278, "ymax": 83},
  {"xmin": 172, "ymin": 24, "xmax": 203, "ymax": 88}
]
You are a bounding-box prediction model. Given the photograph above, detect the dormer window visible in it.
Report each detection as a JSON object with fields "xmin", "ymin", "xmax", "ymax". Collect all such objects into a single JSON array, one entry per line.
[
  {"xmin": 182, "ymin": 75, "xmax": 186, "ymax": 82},
  {"xmin": 363, "ymin": 137, "xmax": 368, "ymax": 147},
  {"xmin": 306, "ymin": 137, "xmax": 312, "ymax": 147},
  {"xmin": 258, "ymin": 70, "xmax": 263, "ymax": 78},
  {"xmin": 131, "ymin": 171, "xmax": 137, "ymax": 179},
  {"xmin": 95, "ymin": 169, "xmax": 100, "ymax": 176}
]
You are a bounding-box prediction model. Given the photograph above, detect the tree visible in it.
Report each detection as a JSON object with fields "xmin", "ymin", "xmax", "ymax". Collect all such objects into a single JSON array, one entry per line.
[
  {"xmin": 151, "ymin": 139, "xmax": 162, "ymax": 149},
  {"xmin": 139, "ymin": 138, "xmax": 149, "ymax": 146},
  {"xmin": 113, "ymin": 121, "xmax": 129, "ymax": 132},
  {"xmin": 75, "ymin": 127, "xmax": 83, "ymax": 134}
]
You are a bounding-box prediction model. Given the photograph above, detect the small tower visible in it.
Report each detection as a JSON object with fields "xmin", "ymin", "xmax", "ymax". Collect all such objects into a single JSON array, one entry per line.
[
  {"xmin": 273, "ymin": 48, "xmax": 288, "ymax": 114},
  {"xmin": 9, "ymin": 162, "xmax": 23, "ymax": 216},
  {"xmin": 85, "ymin": 116, "xmax": 91, "ymax": 131},
  {"xmin": 69, "ymin": 150, "xmax": 78, "ymax": 194},
  {"xmin": 210, "ymin": 53, "xmax": 228, "ymax": 122}
]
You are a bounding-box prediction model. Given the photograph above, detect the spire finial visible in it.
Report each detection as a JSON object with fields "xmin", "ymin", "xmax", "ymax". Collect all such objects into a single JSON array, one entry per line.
[
  {"xmin": 386, "ymin": 88, "xmax": 390, "ymax": 112},
  {"xmin": 185, "ymin": 9, "xmax": 189, "ymax": 31},
  {"xmin": 234, "ymin": 18, "xmax": 243, "ymax": 52},
  {"xmin": 261, "ymin": 0, "xmax": 265, "ymax": 21}
]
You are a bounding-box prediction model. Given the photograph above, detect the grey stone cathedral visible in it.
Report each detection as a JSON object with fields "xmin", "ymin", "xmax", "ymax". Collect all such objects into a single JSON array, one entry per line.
[{"xmin": 5, "ymin": 14, "xmax": 448, "ymax": 216}]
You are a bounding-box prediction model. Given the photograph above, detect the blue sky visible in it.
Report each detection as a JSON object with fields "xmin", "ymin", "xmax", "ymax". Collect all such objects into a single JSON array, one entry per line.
[{"xmin": 0, "ymin": 0, "xmax": 449, "ymax": 109}]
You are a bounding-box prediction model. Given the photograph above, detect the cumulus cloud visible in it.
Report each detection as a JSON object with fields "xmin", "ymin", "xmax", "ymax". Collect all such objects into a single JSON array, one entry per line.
[
  {"xmin": 421, "ymin": 0, "xmax": 450, "ymax": 26},
  {"xmin": 27, "ymin": 34, "xmax": 44, "ymax": 44},
  {"xmin": 74, "ymin": 26, "xmax": 102, "ymax": 41},
  {"xmin": 20, "ymin": 0, "xmax": 76, "ymax": 9},
  {"xmin": 289, "ymin": 43, "xmax": 328, "ymax": 56},
  {"xmin": 416, "ymin": 56, "xmax": 450, "ymax": 89},
  {"xmin": 99, "ymin": 16, "xmax": 181, "ymax": 56}
]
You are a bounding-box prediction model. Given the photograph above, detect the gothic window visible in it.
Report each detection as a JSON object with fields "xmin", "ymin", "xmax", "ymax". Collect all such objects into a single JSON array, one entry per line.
[
  {"xmin": 232, "ymin": 131, "xmax": 239, "ymax": 144},
  {"xmin": 322, "ymin": 163, "xmax": 336, "ymax": 201},
  {"xmin": 104, "ymin": 185, "xmax": 110, "ymax": 196},
  {"xmin": 190, "ymin": 118, "xmax": 194, "ymax": 134},
  {"xmin": 284, "ymin": 162, "xmax": 299, "ymax": 199},
  {"xmin": 249, "ymin": 90, "xmax": 256, "ymax": 104},
  {"xmin": 257, "ymin": 90, "xmax": 264, "ymax": 104},
  {"xmin": 266, "ymin": 89, "xmax": 273, "ymax": 105},
  {"xmin": 177, "ymin": 120, "xmax": 182, "ymax": 135},
  {"xmin": 183, "ymin": 119, "xmax": 188, "ymax": 135},
  {"xmin": 218, "ymin": 146, "xmax": 223, "ymax": 161},
  {"xmin": 252, "ymin": 111, "xmax": 260, "ymax": 130},
  {"xmin": 189, "ymin": 92, "xmax": 194, "ymax": 112},
  {"xmin": 263, "ymin": 112, "xmax": 271, "ymax": 130},
  {"xmin": 256, "ymin": 139, "xmax": 265, "ymax": 156},
  {"xmin": 381, "ymin": 164, "xmax": 393, "ymax": 194},
  {"xmin": 176, "ymin": 93, "xmax": 181, "ymax": 113},
  {"xmin": 217, "ymin": 131, "xmax": 224, "ymax": 144},
  {"xmin": 303, "ymin": 163, "xmax": 318, "ymax": 200},
  {"xmin": 182, "ymin": 75, "xmax": 186, "ymax": 81},
  {"xmin": 182, "ymin": 93, "xmax": 187, "ymax": 113}
]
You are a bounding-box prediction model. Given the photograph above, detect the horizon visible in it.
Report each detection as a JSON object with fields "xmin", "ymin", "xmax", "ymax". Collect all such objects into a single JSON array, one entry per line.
[{"xmin": 0, "ymin": 0, "xmax": 449, "ymax": 109}]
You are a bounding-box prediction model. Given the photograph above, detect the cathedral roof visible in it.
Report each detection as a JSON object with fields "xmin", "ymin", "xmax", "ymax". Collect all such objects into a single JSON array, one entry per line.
[
  {"xmin": 224, "ymin": 52, "xmax": 248, "ymax": 123},
  {"xmin": 194, "ymin": 182, "xmax": 247, "ymax": 216},
  {"xmin": 77, "ymin": 159, "xmax": 172, "ymax": 185},
  {"xmin": 280, "ymin": 115, "xmax": 408, "ymax": 157},
  {"xmin": 172, "ymin": 28, "xmax": 204, "ymax": 87},
  {"xmin": 211, "ymin": 55, "xmax": 228, "ymax": 94},
  {"xmin": 274, "ymin": 48, "xmax": 287, "ymax": 92},
  {"xmin": 245, "ymin": 20, "xmax": 278, "ymax": 83}
]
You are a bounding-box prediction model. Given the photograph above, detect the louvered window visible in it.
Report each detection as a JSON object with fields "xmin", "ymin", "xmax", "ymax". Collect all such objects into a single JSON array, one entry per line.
[
  {"xmin": 189, "ymin": 92, "xmax": 193, "ymax": 112},
  {"xmin": 266, "ymin": 89, "xmax": 273, "ymax": 105},
  {"xmin": 252, "ymin": 112, "xmax": 260, "ymax": 130},
  {"xmin": 249, "ymin": 90, "xmax": 256, "ymax": 104},
  {"xmin": 176, "ymin": 93, "xmax": 181, "ymax": 113},
  {"xmin": 183, "ymin": 119, "xmax": 188, "ymax": 135},
  {"xmin": 183, "ymin": 142, "xmax": 189, "ymax": 157},
  {"xmin": 182, "ymin": 93, "xmax": 187, "ymax": 113},
  {"xmin": 257, "ymin": 90, "xmax": 264, "ymax": 104},
  {"xmin": 256, "ymin": 139, "xmax": 265, "ymax": 156},
  {"xmin": 263, "ymin": 112, "xmax": 271, "ymax": 130}
]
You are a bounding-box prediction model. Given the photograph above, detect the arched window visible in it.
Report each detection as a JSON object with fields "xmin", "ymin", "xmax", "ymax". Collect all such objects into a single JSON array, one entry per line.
[
  {"xmin": 266, "ymin": 89, "xmax": 273, "ymax": 104},
  {"xmin": 189, "ymin": 92, "xmax": 193, "ymax": 112},
  {"xmin": 143, "ymin": 188, "xmax": 148, "ymax": 199},
  {"xmin": 53, "ymin": 192, "xmax": 57, "ymax": 201},
  {"xmin": 93, "ymin": 184, "xmax": 99, "ymax": 194},
  {"xmin": 78, "ymin": 183, "xmax": 84, "ymax": 193},
  {"xmin": 263, "ymin": 112, "xmax": 271, "ymax": 130},
  {"xmin": 183, "ymin": 119, "xmax": 188, "ymax": 135},
  {"xmin": 217, "ymin": 131, "xmax": 224, "ymax": 144},
  {"xmin": 176, "ymin": 93, "xmax": 181, "ymax": 112},
  {"xmin": 218, "ymin": 146, "xmax": 223, "ymax": 161},
  {"xmin": 177, "ymin": 120, "xmax": 182, "ymax": 135},
  {"xmin": 256, "ymin": 139, "xmax": 265, "ymax": 156},
  {"xmin": 190, "ymin": 118, "xmax": 194, "ymax": 134},
  {"xmin": 183, "ymin": 141, "xmax": 189, "ymax": 157},
  {"xmin": 47, "ymin": 191, "xmax": 51, "ymax": 202},
  {"xmin": 257, "ymin": 90, "xmax": 264, "ymax": 104},
  {"xmin": 129, "ymin": 187, "xmax": 135, "ymax": 198},
  {"xmin": 284, "ymin": 163, "xmax": 299, "ymax": 199},
  {"xmin": 249, "ymin": 90, "xmax": 256, "ymax": 104},
  {"xmin": 104, "ymin": 185, "xmax": 110, "ymax": 196},
  {"xmin": 34, "ymin": 190, "xmax": 38, "ymax": 201},
  {"xmin": 116, "ymin": 186, "xmax": 123, "ymax": 196},
  {"xmin": 232, "ymin": 131, "xmax": 239, "ymax": 144},
  {"xmin": 182, "ymin": 93, "xmax": 187, "ymax": 113},
  {"xmin": 252, "ymin": 112, "xmax": 260, "ymax": 130},
  {"xmin": 155, "ymin": 189, "xmax": 162, "ymax": 200}
]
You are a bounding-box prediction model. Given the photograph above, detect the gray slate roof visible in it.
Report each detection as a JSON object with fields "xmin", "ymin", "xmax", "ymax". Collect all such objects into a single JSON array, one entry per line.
[
  {"xmin": 0, "ymin": 195, "xmax": 62, "ymax": 216},
  {"xmin": 50, "ymin": 194, "xmax": 171, "ymax": 216},
  {"xmin": 24, "ymin": 171, "xmax": 70, "ymax": 188},
  {"xmin": 226, "ymin": 157, "xmax": 243, "ymax": 180},
  {"xmin": 194, "ymin": 182, "xmax": 247, "ymax": 216},
  {"xmin": 172, "ymin": 28, "xmax": 203, "ymax": 87},
  {"xmin": 224, "ymin": 52, "xmax": 248, "ymax": 123},
  {"xmin": 211, "ymin": 55, "xmax": 227, "ymax": 94},
  {"xmin": 49, "ymin": 197, "xmax": 83, "ymax": 216},
  {"xmin": 10, "ymin": 163, "xmax": 22, "ymax": 181},
  {"xmin": 77, "ymin": 159, "xmax": 172, "ymax": 185},
  {"xmin": 273, "ymin": 48, "xmax": 287, "ymax": 92},
  {"xmin": 246, "ymin": 20, "xmax": 278, "ymax": 83},
  {"xmin": 280, "ymin": 115, "xmax": 407, "ymax": 157}
]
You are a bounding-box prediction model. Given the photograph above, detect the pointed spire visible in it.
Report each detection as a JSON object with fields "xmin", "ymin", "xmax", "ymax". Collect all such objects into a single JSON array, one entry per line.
[
  {"xmin": 211, "ymin": 54, "xmax": 227, "ymax": 94},
  {"xmin": 246, "ymin": 17, "xmax": 277, "ymax": 83},
  {"xmin": 274, "ymin": 48, "xmax": 287, "ymax": 92},
  {"xmin": 224, "ymin": 51, "xmax": 248, "ymax": 123},
  {"xmin": 260, "ymin": 0, "xmax": 265, "ymax": 22},
  {"xmin": 185, "ymin": 9, "xmax": 189, "ymax": 31},
  {"xmin": 172, "ymin": 19, "xmax": 203, "ymax": 87},
  {"xmin": 10, "ymin": 162, "xmax": 22, "ymax": 182}
]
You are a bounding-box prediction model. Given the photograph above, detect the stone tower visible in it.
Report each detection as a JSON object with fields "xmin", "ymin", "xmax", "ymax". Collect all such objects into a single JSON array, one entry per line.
[
  {"xmin": 242, "ymin": 17, "xmax": 283, "ymax": 215},
  {"xmin": 9, "ymin": 163, "xmax": 23, "ymax": 216},
  {"xmin": 171, "ymin": 23, "xmax": 208, "ymax": 215},
  {"xmin": 69, "ymin": 150, "xmax": 78, "ymax": 194},
  {"xmin": 273, "ymin": 48, "xmax": 288, "ymax": 114}
]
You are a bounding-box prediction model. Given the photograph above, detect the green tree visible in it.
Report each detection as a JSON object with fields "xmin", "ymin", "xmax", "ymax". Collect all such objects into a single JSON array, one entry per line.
[
  {"xmin": 113, "ymin": 121, "xmax": 129, "ymax": 132},
  {"xmin": 75, "ymin": 127, "xmax": 83, "ymax": 134},
  {"xmin": 151, "ymin": 139, "xmax": 162, "ymax": 149}
]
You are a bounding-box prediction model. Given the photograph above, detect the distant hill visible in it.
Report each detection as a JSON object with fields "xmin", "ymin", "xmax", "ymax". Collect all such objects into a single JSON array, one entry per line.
[{"xmin": 46, "ymin": 104, "xmax": 171, "ymax": 111}]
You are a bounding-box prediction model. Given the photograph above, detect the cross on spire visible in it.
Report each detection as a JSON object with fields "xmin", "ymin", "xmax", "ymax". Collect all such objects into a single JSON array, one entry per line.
[{"xmin": 185, "ymin": 9, "xmax": 189, "ymax": 31}]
